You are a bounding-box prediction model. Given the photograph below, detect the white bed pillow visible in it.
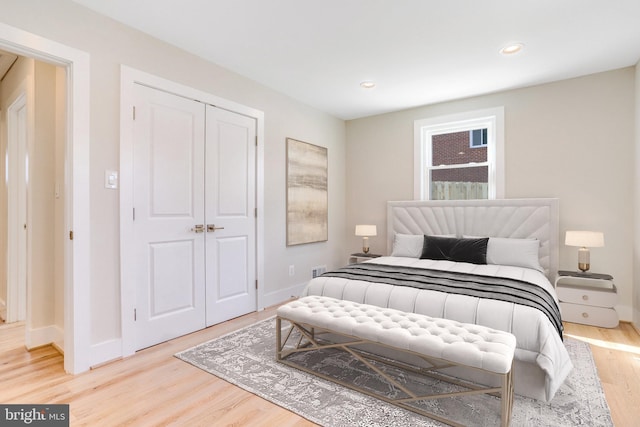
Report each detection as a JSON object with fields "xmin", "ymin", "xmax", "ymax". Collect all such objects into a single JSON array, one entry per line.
[
  {"xmin": 488, "ymin": 237, "xmax": 543, "ymax": 271},
  {"xmin": 391, "ymin": 234, "xmax": 424, "ymax": 258},
  {"xmin": 463, "ymin": 236, "xmax": 543, "ymax": 271},
  {"xmin": 391, "ymin": 233, "xmax": 456, "ymax": 258}
]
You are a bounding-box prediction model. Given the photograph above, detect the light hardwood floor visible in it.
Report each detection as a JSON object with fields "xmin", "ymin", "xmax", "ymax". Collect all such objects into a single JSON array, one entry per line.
[
  {"xmin": 563, "ymin": 321, "xmax": 640, "ymax": 427},
  {"xmin": 1, "ymin": 307, "xmax": 639, "ymax": 426}
]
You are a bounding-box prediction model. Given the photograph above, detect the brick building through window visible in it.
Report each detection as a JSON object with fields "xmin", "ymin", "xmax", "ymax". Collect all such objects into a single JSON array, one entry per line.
[{"xmin": 431, "ymin": 130, "xmax": 488, "ymax": 183}]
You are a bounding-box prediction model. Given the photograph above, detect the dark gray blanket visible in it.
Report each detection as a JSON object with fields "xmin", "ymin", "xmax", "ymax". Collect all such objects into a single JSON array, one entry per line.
[{"xmin": 321, "ymin": 262, "xmax": 563, "ymax": 338}]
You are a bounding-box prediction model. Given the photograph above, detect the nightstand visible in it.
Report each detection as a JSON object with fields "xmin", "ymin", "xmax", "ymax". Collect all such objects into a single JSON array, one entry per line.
[
  {"xmin": 348, "ymin": 253, "xmax": 382, "ymax": 264},
  {"xmin": 555, "ymin": 270, "xmax": 618, "ymax": 328}
]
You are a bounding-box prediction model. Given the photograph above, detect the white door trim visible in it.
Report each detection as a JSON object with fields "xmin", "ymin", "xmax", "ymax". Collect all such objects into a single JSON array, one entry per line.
[
  {"xmin": 119, "ymin": 66, "xmax": 265, "ymax": 357},
  {"xmin": 0, "ymin": 23, "xmax": 91, "ymax": 373},
  {"xmin": 6, "ymin": 91, "xmax": 27, "ymax": 324}
]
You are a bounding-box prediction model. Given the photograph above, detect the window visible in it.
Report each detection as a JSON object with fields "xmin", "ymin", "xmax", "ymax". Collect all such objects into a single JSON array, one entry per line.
[
  {"xmin": 470, "ymin": 128, "xmax": 487, "ymax": 148},
  {"xmin": 414, "ymin": 107, "xmax": 504, "ymax": 200}
]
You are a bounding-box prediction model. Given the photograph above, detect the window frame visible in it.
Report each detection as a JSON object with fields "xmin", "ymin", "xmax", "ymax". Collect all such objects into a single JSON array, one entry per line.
[
  {"xmin": 413, "ymin": 107, "xmax": 504, "ymax": 200},
  {"xmin": 469, "ymin": 128, "xmax": 488, "ymax": 148}
]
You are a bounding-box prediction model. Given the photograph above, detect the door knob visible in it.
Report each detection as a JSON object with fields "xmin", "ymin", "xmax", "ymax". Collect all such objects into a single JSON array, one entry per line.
[
  {"xmin": 207, "ymin": 224, "xmax": 225, "ymax": 232},
  {"xmin": 191, "ymin": 224, "xmax": 204, "ymax": 233}
]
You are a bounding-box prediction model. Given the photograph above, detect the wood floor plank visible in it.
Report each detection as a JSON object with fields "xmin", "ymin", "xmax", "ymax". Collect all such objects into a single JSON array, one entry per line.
[
  {"xmin": 1, "ymin": 309, "xmax": 638, "ymax": 426},
  {"xmin": 564, "ymin": 321, "xmax": 640, "ymax": 427}
]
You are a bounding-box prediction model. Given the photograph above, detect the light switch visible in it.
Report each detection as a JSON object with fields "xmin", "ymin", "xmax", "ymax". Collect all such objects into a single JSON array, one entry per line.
[{"xmin": 105, "ymin": 170, "xmax": 118, "ymax": 189}]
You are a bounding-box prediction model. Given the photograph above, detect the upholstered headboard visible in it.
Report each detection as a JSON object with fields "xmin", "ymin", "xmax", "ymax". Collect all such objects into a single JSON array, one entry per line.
[{"xmin": 387, "ymin": 199, "xmax": 559, "ymax": 280}]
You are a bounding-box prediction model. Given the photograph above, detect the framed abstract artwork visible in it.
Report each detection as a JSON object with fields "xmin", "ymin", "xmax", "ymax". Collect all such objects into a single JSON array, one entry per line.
[{"xmin": 286, "ymin": 138, "xmax": 328, "ymax": 246}]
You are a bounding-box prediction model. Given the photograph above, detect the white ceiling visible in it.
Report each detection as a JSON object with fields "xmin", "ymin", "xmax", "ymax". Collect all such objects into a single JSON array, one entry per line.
[{"xmin": 72, "ymin": 0, "xmax": 640, "ymax": 120}]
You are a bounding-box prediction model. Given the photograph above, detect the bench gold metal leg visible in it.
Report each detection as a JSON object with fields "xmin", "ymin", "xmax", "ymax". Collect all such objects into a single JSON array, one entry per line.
[
  {"xmin": 277, "ymin": 315, "xmax": 515, "ymax": 427},
  {"xmin": 276, "ymin": 317, "xmax": 282, "ymax": 361},
  {"xmin": 500, "ymin": 363, "xmax": 514, "ymax": 426}
]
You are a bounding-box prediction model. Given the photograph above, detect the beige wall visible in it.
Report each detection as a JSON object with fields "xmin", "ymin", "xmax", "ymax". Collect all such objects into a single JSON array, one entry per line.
[
  {"xmin": 31, "ymin": 60, "xmax": 58, "ymax": 329},
  {"xmin": 54, "ymin": 66, "xmax": 66, "ymax": 330},
  {"xmin": 634, "ymin": 61, "xmax": 640, "ymax": 330},
  {"xmin": 346, "ymin": 68, "xmax": 636, "ymax": 321},
  {"xmin": 1, "ymin": 0, "xmax": 347, "ymax": 355}
]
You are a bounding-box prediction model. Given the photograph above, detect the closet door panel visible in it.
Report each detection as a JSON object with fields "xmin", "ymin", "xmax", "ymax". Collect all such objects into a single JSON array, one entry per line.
[
  {"xmin": 132, "ymin": 84, "xmax": 206, "ymax": 350},
  {"xmin": 205, "ymin": 106, "xmax": 257, "ymax": 326}
]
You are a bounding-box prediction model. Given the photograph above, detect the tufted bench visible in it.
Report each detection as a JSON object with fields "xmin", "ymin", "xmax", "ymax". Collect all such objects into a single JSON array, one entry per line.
[{"xmin": 276, "ymin": 295, "xmax": 516, "ymax": 427}]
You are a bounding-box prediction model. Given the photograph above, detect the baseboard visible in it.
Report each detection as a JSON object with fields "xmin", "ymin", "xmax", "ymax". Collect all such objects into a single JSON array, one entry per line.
[
  {"xmin": 616, "ymin": 305, "xmax": 632, "ymax": 323},
  {"xmin": 52, "ymin": 340, "xmax": 64, "ymax": 355},
  {"xmin": 90, "ymin": 338, "xmax": 123, "ymax": 368},
  {"xmin": 25, "ymin": 324, "xmax": 64, "ymax": 350},
  {"xmin": 262, "ymin": 282, "xmax": 307, "ymax": 308},
  {"xmin": 631, "ymin": 321, "xmax": 640, "ymax": 337},
  {"xmin": 0, "ymin": 298, "xmax": 6, "ymax": 322}
]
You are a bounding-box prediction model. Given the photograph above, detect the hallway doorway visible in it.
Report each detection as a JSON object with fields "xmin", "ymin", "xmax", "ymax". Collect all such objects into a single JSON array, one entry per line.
[
  {"xmin": 0, "ymin": 22, "xmax": 91, "ymax": 374},
  {"xmin": 1, "ymin": 53, "xmax": 66, "ymax": 353}
]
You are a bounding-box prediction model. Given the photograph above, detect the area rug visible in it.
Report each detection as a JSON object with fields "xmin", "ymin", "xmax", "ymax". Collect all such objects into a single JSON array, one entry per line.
[{"xmin": 175, "ymin": 318, "xmax": 613, "ymax": 426}]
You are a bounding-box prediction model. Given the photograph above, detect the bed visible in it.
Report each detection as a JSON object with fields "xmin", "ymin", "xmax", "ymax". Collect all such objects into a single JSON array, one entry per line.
[{"xmin": 302, "ymin": 198, "xmax": 573, "ymax": 402}]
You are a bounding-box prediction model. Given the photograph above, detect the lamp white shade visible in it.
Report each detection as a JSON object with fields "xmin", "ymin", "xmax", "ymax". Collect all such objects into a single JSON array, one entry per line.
[
  {"xmin": 565, "ymin": 231, "xmax": 604, "ymax": 248},
  {"xmin": 355, "ymin": 224, "xmax": 376, "ymax": 254},
  {"xmin": 355, "ymin": 225, "xmax": 377, "ymax": 237},
  {"xmin": 565, "ymin": 230, "xmax": 604, "ymax": 272}
]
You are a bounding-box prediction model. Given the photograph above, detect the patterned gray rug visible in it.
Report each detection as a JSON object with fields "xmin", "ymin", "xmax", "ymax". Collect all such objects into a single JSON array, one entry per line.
[{"xmin": 175, "ymin": 318, "xmax": 613, "ymax": 426}]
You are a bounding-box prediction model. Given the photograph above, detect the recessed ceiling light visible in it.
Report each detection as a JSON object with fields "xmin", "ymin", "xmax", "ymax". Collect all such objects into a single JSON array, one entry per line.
[
  {"xmin": 500, "ymin": 43, "xmax": 524, "ymax": 55},
  {"xmin": 360, "ymin": 81, "xmax": 376, "ymax": 89}
]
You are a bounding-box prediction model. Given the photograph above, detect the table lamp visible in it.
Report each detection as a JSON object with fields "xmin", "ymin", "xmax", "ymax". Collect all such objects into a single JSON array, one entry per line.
[
  {"xmin": 355, "ymin": 225, "xmax": 377, "ymax": 254},
  {"xmin": 565, "ymin": 231, "xmax": 604, "ymax": 272}
]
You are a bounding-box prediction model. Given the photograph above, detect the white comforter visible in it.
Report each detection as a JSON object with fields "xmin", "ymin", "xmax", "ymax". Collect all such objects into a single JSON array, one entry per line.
[{"xmin": 302, "ymin": 256, "xmax": 573, "ymax": 401}]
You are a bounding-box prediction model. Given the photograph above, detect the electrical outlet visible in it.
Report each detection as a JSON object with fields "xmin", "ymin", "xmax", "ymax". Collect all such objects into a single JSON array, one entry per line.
[{"xmin": 289, "ymin": 265, "xmax": 295, "ymax": 276}]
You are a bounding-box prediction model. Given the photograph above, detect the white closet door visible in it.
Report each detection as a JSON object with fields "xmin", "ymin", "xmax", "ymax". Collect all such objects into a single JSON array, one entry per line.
[
  {"xmin": 205, "ymin": 105, "xmax": 257, "ymax": 326},
  {"xmin": 133, "ymin": 84, "xmax": 206, "ymax": 349}
]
